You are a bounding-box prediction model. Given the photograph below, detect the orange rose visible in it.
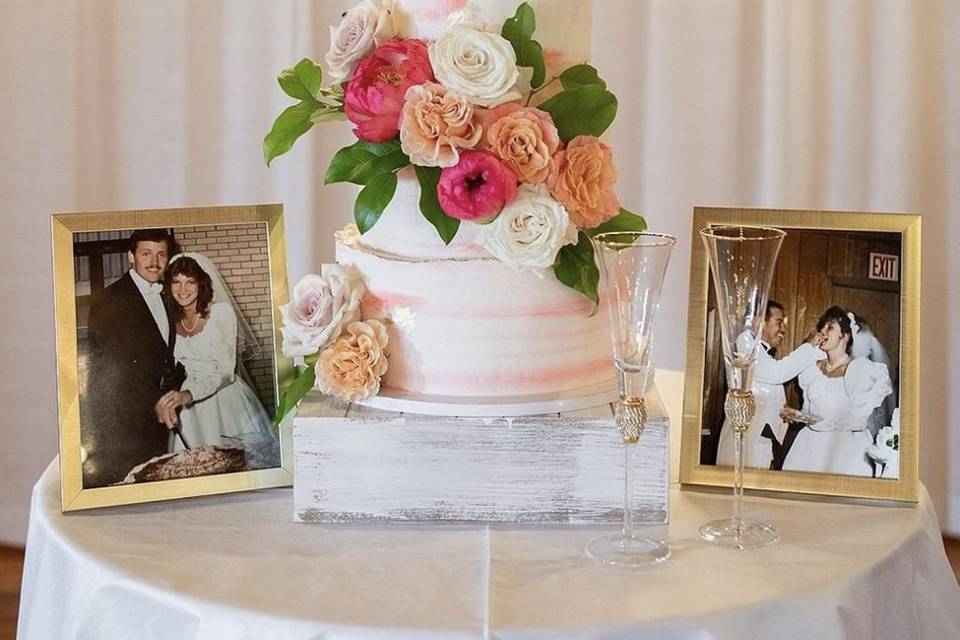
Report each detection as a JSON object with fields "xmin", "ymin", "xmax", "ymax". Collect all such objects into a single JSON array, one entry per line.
[
  {"xmin": 483, "ymin": 103, "xmax": 560, "ymax": 184},
  {"xmin": 547, "ymin": 136, "xmax": 620, "ymax": 229},
  {"xmin": 400, "ymin": 82, "xmax": 482, "ymax": 167},
  {"xmin": 315, "ymin": 319, "xmax": 390, "ymax": 402}
]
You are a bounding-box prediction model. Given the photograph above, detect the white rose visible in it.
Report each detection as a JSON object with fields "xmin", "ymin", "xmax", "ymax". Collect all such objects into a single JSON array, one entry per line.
[
  {"xmin": 280, "ymin": 264, "xmax": 366, "ymax": 357},
  {"xmin": 479, "ymin": 185, "xmax": 578, "ymax": 274},
  {"xmin": 428, "ymin": 27, "xmax": 521, "ymax": 107},
  {"xmin": 325, "ymin": 0, "xmax": 396, "ymax": 84}
]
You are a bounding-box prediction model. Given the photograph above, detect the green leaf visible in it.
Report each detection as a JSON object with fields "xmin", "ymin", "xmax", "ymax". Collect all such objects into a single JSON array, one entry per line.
[
  {"xmin": 354, "ymin": 171, "xmax": 398, "ymax": 233},
  {"xmin": 325, "ymin": 140, "xmax": 410, "ymax": 185},
  {"xmin": 501, "ymin": 3, "xmax": 546, "ymax": 89},
  {"xmin": 278, "ymin": 58, "xmax": 323, "ymax": 101},
  {"xmin": 415, "ymin": 165, "xmax": 460, "ymax": 245},
  {"xmin": 586, "ymin": 208, "xmax": 648, "ymax": 236},
  {"xmin": 263, "ymin": 99, "xmax": 319, "ymax": 166},
  {"xmin": 310, "ymin": 107, "xmax": 347, "ymax": 124},
  {"xmin": 553, "ymin": 231, "xmax": 599, "ymax": 307},
  {"xmin": 518, "ymin": 40, "xmax": 546, "ymax": 89},
  {"xmin": 501, "ymin": 2, "xmax": 536, "ymax": 41},
  {"xmin": 559, "ymin": 64, "xmax": 607, "ymax": 91},
  {"xmin": 538, "ymin": 85, "xmax": 618, "ymax": 142},
  {"xmin": 273, "ymin": 364, "xmax": 316, "ymax": 428}
]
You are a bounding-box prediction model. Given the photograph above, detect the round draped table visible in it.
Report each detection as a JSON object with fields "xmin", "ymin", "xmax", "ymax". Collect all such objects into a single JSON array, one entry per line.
[
  {"xmin": 18, "ymin": 460, "xmax": 960, "ymax": 639},
  {"xmin": 17, "ymin": 372, "xmax": 960, "ymax": 638}
]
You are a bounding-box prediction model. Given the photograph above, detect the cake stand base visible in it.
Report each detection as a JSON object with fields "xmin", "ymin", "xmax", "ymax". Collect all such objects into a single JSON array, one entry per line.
[{"xmin": 353, "ymin": 379, "xmax": 619, "ymax": 416}]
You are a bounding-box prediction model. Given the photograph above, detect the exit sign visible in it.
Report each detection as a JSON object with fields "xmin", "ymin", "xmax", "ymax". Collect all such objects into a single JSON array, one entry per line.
[{"xmin": 869, "ymin": 252, "xmax": 899, "ymax": 281}]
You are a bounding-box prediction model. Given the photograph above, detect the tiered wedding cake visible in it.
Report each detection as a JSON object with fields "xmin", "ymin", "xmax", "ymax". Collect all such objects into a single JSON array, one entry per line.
[{"xmin": 267, "ymin": 0, "xmax": 645, "ymax": 414}]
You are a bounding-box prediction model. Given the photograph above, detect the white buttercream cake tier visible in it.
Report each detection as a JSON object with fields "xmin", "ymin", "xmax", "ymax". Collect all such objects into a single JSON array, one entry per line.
[
  {"xmin": 336, "ymin": 227, "xmax": 614, "ymax": 398},
  {"xmin": 357, "ymin": 168, "xmax": 490, "ymax": 260}
]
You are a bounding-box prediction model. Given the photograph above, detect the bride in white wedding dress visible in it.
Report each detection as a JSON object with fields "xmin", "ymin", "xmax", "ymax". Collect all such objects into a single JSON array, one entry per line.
[
  {"xmin": 154, "ymin": 253, "xmax": 278, "ymax": 469},
  {"xmin": 781, "ymin": 306, "xmax": 893, "ymax": 477}
]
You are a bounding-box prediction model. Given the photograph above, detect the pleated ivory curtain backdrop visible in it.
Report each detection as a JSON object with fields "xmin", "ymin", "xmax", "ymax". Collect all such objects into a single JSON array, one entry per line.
[{"xmin": 1, "ymin": 0, "xmax": 957, "ymax": 544}]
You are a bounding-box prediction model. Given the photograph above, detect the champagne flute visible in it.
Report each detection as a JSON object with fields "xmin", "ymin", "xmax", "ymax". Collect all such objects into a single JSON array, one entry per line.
[
  {"xmin": 586, "ymin": 231, "xmax": 675, "ymax": 567},
  {"xmin": 698, "ymin": 225, "xmax": 785, "ymax": 549}
]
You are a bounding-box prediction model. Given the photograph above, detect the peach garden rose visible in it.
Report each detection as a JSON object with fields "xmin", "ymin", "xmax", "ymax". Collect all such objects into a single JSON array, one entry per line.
[
  {"xmin": 482, "ymin": 103, "xmax": 560, "ymax": 184},
  {"xmin": 315, "ymin": 319, "xmax": 390, "ymax": 402},
  {"xmin": 547, "ymin": 135, "xmax": 621, "ymax": 229},
  {"xmin": 400, "ymin": 82, "xmax": 483, "ymax": 168}
]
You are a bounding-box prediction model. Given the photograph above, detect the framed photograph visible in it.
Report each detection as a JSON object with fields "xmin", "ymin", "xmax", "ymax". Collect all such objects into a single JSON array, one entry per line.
[
  {"xmin": 679, "ymin": 207, "xmax": 920, "ymax": 502},
  {"xmin": 52, "ymin": 204, "xmax": 294, "ymax": 511}
]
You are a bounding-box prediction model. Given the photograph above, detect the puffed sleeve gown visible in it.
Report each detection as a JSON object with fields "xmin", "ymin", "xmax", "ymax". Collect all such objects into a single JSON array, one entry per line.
[
  {"xmin": 171, "ymin": 303, "xmax": 278, "ymax": 469},
  {"xmin": 782, "ymin": 357, "xmax": 893, "ymax": 476}
]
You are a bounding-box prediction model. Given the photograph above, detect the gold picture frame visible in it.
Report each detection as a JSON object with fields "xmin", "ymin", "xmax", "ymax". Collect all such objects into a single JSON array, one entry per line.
[
  {"xmin": 53, "ymin": 204, "xmax": 294, "ymax": 511},
  {"xmin": 680, "ymin": 207, "xmax": 920, "ymax": 502}
]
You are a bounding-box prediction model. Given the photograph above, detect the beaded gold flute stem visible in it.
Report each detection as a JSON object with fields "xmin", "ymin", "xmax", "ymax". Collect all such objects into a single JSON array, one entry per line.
[
  {"xmin": 724, "ymin": 389, "xmax": 754, "ymax": 529},
  {"xmin": 698, "ymin": 225, "xmax": 784, "ymax": 550}
]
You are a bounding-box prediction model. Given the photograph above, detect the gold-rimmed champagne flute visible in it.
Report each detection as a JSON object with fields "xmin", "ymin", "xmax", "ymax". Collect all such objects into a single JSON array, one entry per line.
[
  {"xmin": 698, "ymin": 225, "xmax": 785, "ymax": 549},
  {"xmin": 586, "ymin": 231, "xmax": 675, "ymax": 567}
]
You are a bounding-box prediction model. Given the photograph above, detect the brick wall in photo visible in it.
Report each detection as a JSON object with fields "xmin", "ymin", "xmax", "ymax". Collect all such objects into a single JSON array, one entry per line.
[{"xmin": 175, "ymin": 223, "xmax": 276, "ymax": 416}]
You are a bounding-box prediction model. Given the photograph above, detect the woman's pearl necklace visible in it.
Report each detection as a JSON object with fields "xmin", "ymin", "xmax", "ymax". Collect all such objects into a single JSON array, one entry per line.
[
  {"xmin": 180, "ymin": 312, "xmax": 201, "ymax": 333},
  {"xmin": 823, "ymin": 355, "xmax": 850, "ymax": 373}
]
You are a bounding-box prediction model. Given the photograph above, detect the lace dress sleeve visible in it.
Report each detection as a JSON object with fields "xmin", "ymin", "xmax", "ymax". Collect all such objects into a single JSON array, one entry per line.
[{"xmin": 182, "ymin": 303, "xmax": 238, "ymax": 403}]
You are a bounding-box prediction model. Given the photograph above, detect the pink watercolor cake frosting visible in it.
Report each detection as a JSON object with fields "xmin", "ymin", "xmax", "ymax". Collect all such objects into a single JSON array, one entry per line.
[{"xmin": 335, "ymin": 224, "xmax": 613, "ymax": 396}]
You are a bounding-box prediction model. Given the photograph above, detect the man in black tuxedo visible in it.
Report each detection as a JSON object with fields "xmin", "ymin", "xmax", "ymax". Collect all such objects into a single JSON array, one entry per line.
[{"xmin": 81, "ymin": 229, "xmax": 185, "ymax": 487}]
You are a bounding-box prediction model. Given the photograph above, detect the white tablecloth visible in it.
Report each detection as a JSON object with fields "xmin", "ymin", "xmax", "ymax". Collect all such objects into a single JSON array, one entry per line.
[
  {"xmin": 18, "ymin": 371, "xmax": 960, "ymax": 638},
  {"xmin": 18, "ymin": 461, "xmax": 960, "ymax": 639}
]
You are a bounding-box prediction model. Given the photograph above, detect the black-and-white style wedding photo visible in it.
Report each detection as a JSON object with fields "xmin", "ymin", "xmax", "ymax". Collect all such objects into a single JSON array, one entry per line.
[
  {"xmin": 75, "ymin": 224, "xmax": 280, "ymax": 488},
  {"xmin": 700, "ymin": 228, "xmax": 903, "ymax": 479}
]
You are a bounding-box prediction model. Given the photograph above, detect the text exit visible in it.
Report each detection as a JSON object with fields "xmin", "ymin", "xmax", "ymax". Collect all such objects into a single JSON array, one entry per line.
[{"xmin": 869, "ymin": 252, "xmax": 899, "ymax": 282}]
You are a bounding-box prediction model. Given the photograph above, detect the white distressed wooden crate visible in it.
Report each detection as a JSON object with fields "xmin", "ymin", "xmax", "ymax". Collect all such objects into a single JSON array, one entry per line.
[{"xmin": 293, "ymin": 385, "xmax": 669, "ymax": 525}]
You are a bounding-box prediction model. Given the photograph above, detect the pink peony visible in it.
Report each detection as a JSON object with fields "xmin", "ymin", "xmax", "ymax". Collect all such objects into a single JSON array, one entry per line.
[
  {"xmin": 344, "ymin": 39, "xmax": 435, "ymax": 143},
  {"xmin": 437, "ymin": 150, "xmax": 518, "ymax": 221}
]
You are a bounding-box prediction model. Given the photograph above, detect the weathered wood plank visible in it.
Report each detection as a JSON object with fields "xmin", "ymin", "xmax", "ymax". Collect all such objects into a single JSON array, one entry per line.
[{"xmin": 293, "ymin": 388, "xmax": 669, "ymax": 525}]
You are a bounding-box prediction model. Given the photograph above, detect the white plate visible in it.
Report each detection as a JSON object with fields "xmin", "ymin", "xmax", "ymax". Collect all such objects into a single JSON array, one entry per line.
[{"xmin": 353, "ymin": 379, "xmax": 619, "ymax": 417}]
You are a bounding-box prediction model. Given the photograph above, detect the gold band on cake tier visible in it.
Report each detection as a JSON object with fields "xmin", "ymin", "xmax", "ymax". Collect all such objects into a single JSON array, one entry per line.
[{"xmin": 615, "ymin": 398, "xmax": 647, "ymax": 444}]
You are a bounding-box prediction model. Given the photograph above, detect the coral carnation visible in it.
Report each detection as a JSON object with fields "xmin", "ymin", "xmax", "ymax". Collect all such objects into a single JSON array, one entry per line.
[
  {"xmin": 344, "ymin": 39, "xmax": 435, "ymax": 143},
  {"xmin": 437, "ymin": 150, "xmax": 518, "ymax": 221},
  {"xmin": 547, "ymin": 135, "xmax": 620, "ymax": 229}
]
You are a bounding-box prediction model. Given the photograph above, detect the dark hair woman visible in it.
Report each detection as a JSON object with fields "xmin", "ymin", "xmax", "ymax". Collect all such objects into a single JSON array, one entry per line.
[
  {"xmin": 153, "ymin": 253, "xmax": 278, "ymax": 469},
  {"xmin": 166, "ymin": 256, "xmax": 215, "ymax": 334},
  {"xmin": 815, "ymin": 305, "xmax": 854, "ymax": 357},
  {"xmin": 780, "ymin": 305, "xmax": 892, "ymax": 476}
]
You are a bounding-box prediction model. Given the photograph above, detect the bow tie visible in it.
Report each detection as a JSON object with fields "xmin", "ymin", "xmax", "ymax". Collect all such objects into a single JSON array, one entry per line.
[{"xmin": 146, "ymin": 282, "xmax": 163, "ymax": 295}]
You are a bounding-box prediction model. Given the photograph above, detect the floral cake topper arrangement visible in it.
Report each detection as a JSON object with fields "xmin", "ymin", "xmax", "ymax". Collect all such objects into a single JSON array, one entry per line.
[{"xmin": 268, "ymin": 1, "xmax": 646, "ymax": 414}]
